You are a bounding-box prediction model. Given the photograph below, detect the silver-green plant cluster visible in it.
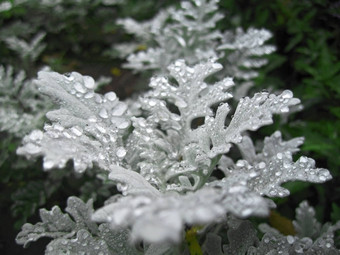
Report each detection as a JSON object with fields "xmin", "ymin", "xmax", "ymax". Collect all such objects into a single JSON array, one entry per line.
[
  {"xmin": 202, "ymin": 201, "xmax": 340, "ymax": 254},
  {"xmin": 10, "ymin": 0, "xmax": 339, "ymax": 254},
  {"xmin": 15, "ymin": 59, "xmax": 335, "ymax": 253},
  {"xmin": 0, "ymin": 66, "xmax": 49, "ymax": 137},
  {"xmin": 112, "ymin": 0, "xmax": 275, "ymax": 98}
]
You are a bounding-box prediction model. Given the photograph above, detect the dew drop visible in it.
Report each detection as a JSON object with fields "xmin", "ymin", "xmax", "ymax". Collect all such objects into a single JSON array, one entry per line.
[
  {"xmin": 112, "ymin": 103, "xmax": 127, "ymax": 116},
  {"xmin": 71, "ymin": 126, "xmax": 83, "ymax": 136},
  {"xmin": 138, "ymin": 119, "xmax": 146, "ymax": 127},
  {"xmin": 273, "ymin": 131, "xmax": 281, "ymax": 138},
  {"xmin": 105, "ymin": 92, "xmax": 117, "ymax": 101},
  {"xmin": 43, "ymin": 160, "xmax": 54, "ymax": 169},
  {"xmin": 187, "ymin": 67, "xmax": 195, "ymax": 74},
  {"xmin": 116, "ymin": 147, "xmax": 126, "ymax": 158},
  {"xmin": 269, "ymin": 190, "xmax": 276, "ymax": 196},
  {"xmin": 74, "ymin": 82, "xmax": 86, "ymax": 93},
  {"xmin": 319, "ymin": 175, "xmax": 327, "ymax": 182},
  {"xmin": 249, "ymin": 171, "xmax": 257, "ymax": 178},
  {"xmin": 212, "ymin": 63, "xmax": 222, "ymax": 70},
  {"xmin": 294, "ymin": 246, "xmax": 303, "ymax": 253},
  {"xmin": 148, "ymin": 99, "xmax": 157, "ymax": 107},
  {"xmin": 88, "ymin": 116, "xmax": 97, "ymax": 123},
  {"xmin": 83, "ymin": 76, "xmax": 95, "ymax": 89},
  {"xmin": 283, "ymin": 162, "xmax": 290, "ymax": 169},
  {"xmin": 30, "ymin": 130, "xmax": 43, "ymax": 140},
  {"xmin": 99, "ymin": 108, "xmax": 109, "ymax": 119},
  {"xmin": 280, "ymin": 106, "xmax": 289, "ymax": 113},
  {"xmin": 84, "ymin": 92, "xmax": 94, "ymax": 99},
  {"xmin": 236, "ymin": 160, "xmax": 245, "ymax": 167},
  {"xmin": 258, "ymin": 162, "xmax": 266, "ymax": 169},
  {"xmin": 174, "ymin": 60, "xmax": 183, "ymax": 67},
  {"xmin": 96, "ymin": 124, "xmax": 107, "ymax": 133},
  {"xmin": 25, "ymin": 143, "xmax": 41, "ymax": 154},
  {"xmin": 281, "ymin": 90, "xmax": 293, "ymax": 99},
  {"xmin": 299, "ymin": 156, "xmax": 308, "ymax": 163},
  {"xmin": 175, "ymin": 98, "xmax": 187, "ymax": 108},
  {"xmin": 117, "ymin": 120, "xmax": 130, "ymax": 129},
  {"xmin": 95, "ymin": 95, "xmax": 103, "ymax": 104},
  {"xmin": 53, "ymin": 124, "xmax": 64, "ymax": 131},
  {"xmin": 63, "ymin": 131, "xmax": 72, "ymax": 139},
  {"xmin": 275, "ymin": 171, "xmax": 282, "ymax": 176},
  {"xmin": 241, "ymin": 208, "xmax": 252, "ymax": 217}
]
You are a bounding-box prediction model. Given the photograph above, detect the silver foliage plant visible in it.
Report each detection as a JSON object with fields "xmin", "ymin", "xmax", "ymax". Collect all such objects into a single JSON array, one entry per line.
[
  {"xmin": 0, "ymin": 65, "xmax": 50, "ymax": 137},
  {"xmin": 113, "ymin": 0, "xmax": 275, "ymax": 97},
  {"xmin": 202, "ymin": 201, "xmax": 340, "ymax": 254},
  {"xmin": 3, "ymin": 32, "xmax": 46, "ymax": 64},
  {"xmin": 13, "ymin": 0, "xmax": 337, "ymax": 254},
  {"xmin": 15, "ymin": 57, "xmax": 335, "ymax": 253}
]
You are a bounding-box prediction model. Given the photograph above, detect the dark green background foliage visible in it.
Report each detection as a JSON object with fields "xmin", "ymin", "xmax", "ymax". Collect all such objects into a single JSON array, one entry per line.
[{"xmin": 0, "ymin": 0, "xmax": 339, "ymax": 253}]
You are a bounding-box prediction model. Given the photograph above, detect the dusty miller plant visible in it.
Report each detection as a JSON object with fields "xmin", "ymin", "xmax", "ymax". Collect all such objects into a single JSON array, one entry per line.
[
  {"xmin": 12, "ymin": 0, "xmax": 338, "ymax": 254},
  {"xmin": 15, "ymin": 58, "xmax": 335, "ymax": 253},
  {"xmin": 112, "ymin": 0, "xmax": 275, "ymax": 98},
  {"xmin": 202, "ymin": 201, "xmax": 340, "ymax": 254}
]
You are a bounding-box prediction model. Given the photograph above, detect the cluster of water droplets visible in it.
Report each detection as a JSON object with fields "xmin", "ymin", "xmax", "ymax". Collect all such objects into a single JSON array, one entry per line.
[
  {"xmin": 257, "ymin": 227, "xmax": 337, "ymax": 254},
  {"xmin": 255, "ymin": 148, "xmax": 330, "ymax": 197},
  {"xmin": 63, "ymin": 72, "xmax": 130, "ymax": 131},
  {"xmin": 17, "ymin": 71, "xmax": 132, "ymax": 173},
  {"xmin": 218, "ymin": 27, "xmax": 276, "ymax": 83}
]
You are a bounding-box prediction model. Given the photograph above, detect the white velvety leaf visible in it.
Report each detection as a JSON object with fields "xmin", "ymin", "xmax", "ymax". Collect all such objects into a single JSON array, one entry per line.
[
  {"xmin": 125, "ymin": 59, "xmax": 234, "ymax": 191},
  {"xmin": 218, "ymin": 28, "xmax": 276, "ymax": 81},
  {"xmin": 17, "ymin": 71, "xmax": 130, "ymax": 172},
  {"xmin": 16, "ymin": 196, "xmax": 137, "ymax": 254},
  {"xmin": 119, "ymin": 0, "xmax": 223, "ymax": 73},
  {"xmin": 220, "ymin": 132, "xmax": 331, "ymax": 198},
  {"xmin": 98, "ymin": 224, "xmax": 142, "ymax": 255},
  {"xmin": 223, "ymin": 220, "xmax": 258, "ymax": 254},
  {"xmin": 16, "ymin": 206, "xmax": 76, "ymax": 248},
  {"xmin": 224, "ymin": 90, "xmax": 300, "ymax": 144},
  {"xmin": 45, "ymin": 229, "xmax": 110, "ymax": 255},
  {"xmin": 0, "ymin": 66, "xmax": 50, "ymax": 136},
  {"xmin": 4, "ymin": 32, "xmax": 46, "ymax": 62},
  {"xmin": 92, "ymin": 179, "xmax": 268, "ymax": 243},
  {"xmin": 251, "ymin": 132, "xmax": 330, "ymax": 197},
  {"xmin": 117, "ymin": 8, "xmax": 171, "ymax": 41},
  {"xmin": 189, "ymin": 89, "xmax": 300, "ymax": 166},
  {"xmin": 124, "ymin": 48, "xmax": 167, "ymax": 72},
  {"xmin": 15, "ymin": 196, "xmax": 97, "ymax": 249},
  {"xmin": 250, "ymin": 201, "xmax": 340, "ymax": 254},
  {"xmin": 108, "ymin": 164, "xmax": 161, "ymax": 197},
  {"xmin": 293, "ymin": 200, "xmax": 322, "ymax": 239},
  {"xmin": 65, "ymin": 196, "xmax": 98, "ymax": 234}
]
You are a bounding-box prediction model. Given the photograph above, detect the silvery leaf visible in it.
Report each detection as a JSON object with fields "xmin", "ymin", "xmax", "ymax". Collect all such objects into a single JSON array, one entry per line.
[{"xmin": 17, "ymin": 71, "xmax": 130, "ymax": 173}]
